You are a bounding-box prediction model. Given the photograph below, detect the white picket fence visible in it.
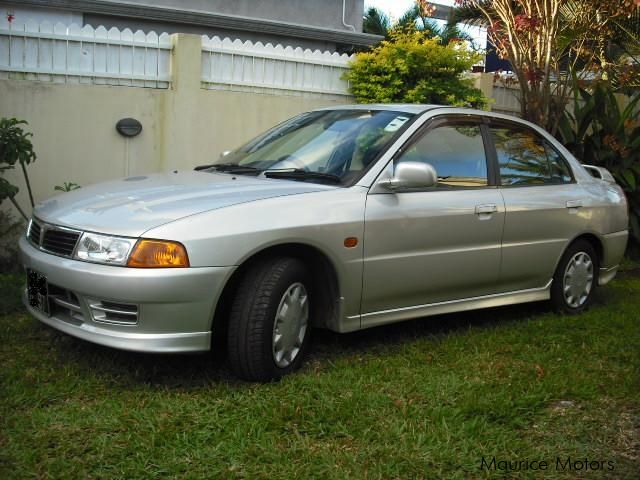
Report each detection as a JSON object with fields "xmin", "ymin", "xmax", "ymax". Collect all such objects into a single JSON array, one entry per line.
[
  {"xmin": 201, "ymin": 36, "xmax": 354, "ymax": 97},
  {"xmin": 0, "ymin": 20, "xmax": 171, "ymax": 87}
]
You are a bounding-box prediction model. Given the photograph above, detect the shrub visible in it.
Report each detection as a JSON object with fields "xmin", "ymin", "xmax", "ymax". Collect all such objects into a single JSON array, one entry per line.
[
  {"xmin": 557, "ymin": 82, "xmax": 640, "ymax": 250},
  {"xmin": 344, "ymin": 28, "xmax": 487, "ymax": 108},
  {"xmin": 0, "ymin": 118, "xmax": 36, "ymax": 221}
]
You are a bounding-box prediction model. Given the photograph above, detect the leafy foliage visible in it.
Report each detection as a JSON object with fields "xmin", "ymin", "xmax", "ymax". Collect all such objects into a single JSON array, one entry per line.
[
  {"xmin": 54, "ymin": 182, "xmax": 81, "ymax": 193},
  {"xmin": 0, "ymin": 118, "xmax": 37, "ymax": 220},
  {"xmin": 457, "ymin": 0, "xmax": 639, "ymax": 133},
  {"xmin": 557, "ymin": 82, "xmax": 640, "ymax": 245},
  {"xmin": 345, "ymin": 28, "xmax": 487, "ymax": 107},
  {"xmin": 363, "ymin": 6, "xmax": 392, "ymax": 38},
  {"xmin": 0, "ymin": 118, "xmax": 36, "ymax": 171},
  {"xmin": 364, "ymin": 2, "xmax": 475, "ymax": 47}
]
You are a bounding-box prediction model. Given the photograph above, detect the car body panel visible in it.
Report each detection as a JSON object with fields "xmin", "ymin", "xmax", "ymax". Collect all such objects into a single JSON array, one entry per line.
[
  {"xmin": 144, "ymin": 187, "xmax": 367, "ymax": 325},
  {"xmin": 362, "ymin": 184, "xmax": 505, "ymax": 314},
  {"xmin": 19, "ymin": 236, "xmax": 234, "ymax": 351},
  {"xmin": 497, "ymin": 183, "xmax": 591, "ymax": 291},
  {"xmin": 33, "ymin": 171, "xmax": 333, "ymax": 237}
]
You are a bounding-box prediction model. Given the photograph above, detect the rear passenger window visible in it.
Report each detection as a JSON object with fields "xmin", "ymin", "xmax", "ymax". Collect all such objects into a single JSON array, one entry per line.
[
  {"xmin": 546, "ymin": 144, "xmax": 573, "ymax": 183},
  {"xmin": 396, "ymin": 123, "xmax": 488, "ymax": 188},
  {"xmin": 491, "ymin": 125, "xmax": 572, "ymax": 186}
]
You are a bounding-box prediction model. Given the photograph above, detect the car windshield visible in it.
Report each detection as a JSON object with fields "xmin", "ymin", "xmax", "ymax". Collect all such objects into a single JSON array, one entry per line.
[{"xmin": 208, "ymin": 109, "xmax": 415, "ymax": 184}]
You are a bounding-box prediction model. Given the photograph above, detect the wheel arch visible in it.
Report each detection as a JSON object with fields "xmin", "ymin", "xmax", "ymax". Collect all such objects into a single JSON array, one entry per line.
[
  {"xmin": 554, "ymin": 232, "xmax": 604, "ymax": 277},
  {"xmin": 567, "ymin": 233, "xmax": 604, "ymax": 264},
  {"xmin": 210, "ymin": 242, "xmax": 341, "ymax": 351}
]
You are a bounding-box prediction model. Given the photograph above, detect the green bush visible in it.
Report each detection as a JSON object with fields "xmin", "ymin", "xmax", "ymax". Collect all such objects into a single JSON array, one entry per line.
[
  {"xmin": 0, "ymin": 118, "xmax": 37, "ymax": 221},
  {"xmin": 344, "ymin": 27, "xmax": 487, "ymax": 108},
  {"xmin": 557, "ymin": 82, "xmax": 640, "ymax": 250}
]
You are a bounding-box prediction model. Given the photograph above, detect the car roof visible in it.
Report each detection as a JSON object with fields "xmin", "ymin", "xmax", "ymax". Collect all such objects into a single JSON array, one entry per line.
[
  {"xmin": 314, "ymin": 104, "xmax": 546, "ymax": 130},
  {"xmin": 315, "ymin": 104, "xmax": 450, "ymax": 115}
]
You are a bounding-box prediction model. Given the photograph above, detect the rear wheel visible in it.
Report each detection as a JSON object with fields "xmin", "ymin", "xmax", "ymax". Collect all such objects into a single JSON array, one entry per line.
[
  {"xmin": 550, "ymin": 240, "xmax": 599, "ymax": 314},
  {"xmin": 227, "ymin": 257, "xmax": 311, "ymax": 381}
]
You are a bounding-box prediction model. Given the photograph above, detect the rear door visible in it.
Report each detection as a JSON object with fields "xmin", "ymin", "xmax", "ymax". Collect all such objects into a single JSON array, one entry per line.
[
  {"xmin": 361, "ymin": 116, "xmax": 505, "ymax": 321},
  {"xmin": 487, "ymin": 120, "xmax": 589, "ymax": 292}
]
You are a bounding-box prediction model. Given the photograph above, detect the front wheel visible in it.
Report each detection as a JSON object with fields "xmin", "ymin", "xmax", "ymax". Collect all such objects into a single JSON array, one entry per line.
[
  {"xmin": 227, "ymin": 257, "xmax": 311, "ymax": 381},
  {"xmin": 550, "ymin": 240, "xmax": 599, "ymax": 314}
]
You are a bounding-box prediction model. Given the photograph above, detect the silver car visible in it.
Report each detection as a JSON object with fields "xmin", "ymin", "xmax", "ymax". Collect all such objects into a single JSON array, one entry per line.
[{"xmin": 20, "ymin": 105, "xmax": 628, "ymax": 381}]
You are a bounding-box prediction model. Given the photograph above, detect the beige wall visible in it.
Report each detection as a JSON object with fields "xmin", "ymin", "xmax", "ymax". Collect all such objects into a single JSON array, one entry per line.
[{"xmin": 0, "ymin": 33, "xmax": 350, "ymax": 218}]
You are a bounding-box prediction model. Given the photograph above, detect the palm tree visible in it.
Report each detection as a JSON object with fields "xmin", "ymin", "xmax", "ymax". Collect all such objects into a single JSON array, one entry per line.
[
  {"xmin": 453, "ymin": 1, "xmax": 640, "ymax": 89},
  {"xmin": 363, "ymin": 7, "xmax": 392, "ymax": 38},
  {"xmin": 364, "ymin": 2, "xmax": 474, "ymax": 47}
]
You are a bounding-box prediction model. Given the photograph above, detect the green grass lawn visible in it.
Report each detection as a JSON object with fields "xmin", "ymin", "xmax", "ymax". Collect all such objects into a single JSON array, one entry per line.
[{"xmin": 1, "ymin": 273, "xmax": 638, "ymax": 479}]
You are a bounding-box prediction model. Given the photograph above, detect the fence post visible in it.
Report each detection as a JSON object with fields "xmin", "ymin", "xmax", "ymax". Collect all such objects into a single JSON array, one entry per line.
[{"xmin": 160, "ymin": 33, "xmax": 202, "ymax": 171}]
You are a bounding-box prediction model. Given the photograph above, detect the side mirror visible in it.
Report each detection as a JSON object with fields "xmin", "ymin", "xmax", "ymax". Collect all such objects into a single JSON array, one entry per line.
[{"xmin": 381, "ymin": 161, "xmax": 437, "ymax": 191}]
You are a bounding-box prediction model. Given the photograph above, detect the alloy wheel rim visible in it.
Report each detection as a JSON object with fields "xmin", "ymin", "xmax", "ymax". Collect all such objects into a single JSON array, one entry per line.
[
  {"xmin": 563, "ymin": 252, "xmax": 594, "ymax": 308},
  {"xmin": 272, "ymin": 282, "xmax": 309, "ymax": 368}
]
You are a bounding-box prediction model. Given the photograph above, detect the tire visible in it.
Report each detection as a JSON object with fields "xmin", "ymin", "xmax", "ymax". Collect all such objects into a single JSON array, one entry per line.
[
  {"xmin": 227, "ymin": 257, "xmax": 311, "ymax": 381},
  {"xmin": 550, "ymin": 240, "xmax": 599, "ymax": 314}
]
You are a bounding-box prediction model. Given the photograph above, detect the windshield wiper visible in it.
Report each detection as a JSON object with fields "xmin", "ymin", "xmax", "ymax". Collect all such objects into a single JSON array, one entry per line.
[
  {"xmin": 264, "ymin": 169, "xmax": 342, "ymax": 184},
  {"xmin": 194, "ymin": 162, "xmax": 261, "ymax": 174}
]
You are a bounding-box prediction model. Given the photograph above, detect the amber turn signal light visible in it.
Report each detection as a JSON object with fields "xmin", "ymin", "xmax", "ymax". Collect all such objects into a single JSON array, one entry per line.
[
  {"xmin": 127, "ymin": 239, "xmax": 190, "ymax": 268},
  {"xmin": 344, "ymin": 237, "xmax": 358, "ymax": 248}
]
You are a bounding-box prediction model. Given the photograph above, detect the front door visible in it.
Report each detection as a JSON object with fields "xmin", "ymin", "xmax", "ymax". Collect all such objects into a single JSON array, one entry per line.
[{"xmin": 361, "ymin": 117, "xmax": 505, "ymax": 324}]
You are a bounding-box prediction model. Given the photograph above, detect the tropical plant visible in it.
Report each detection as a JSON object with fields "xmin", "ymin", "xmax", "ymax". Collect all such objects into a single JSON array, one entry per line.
[
  {"xmin": 557, "ymin": 82, "xmax": 640, "ymax": 245},
  {"xmin": 0, "ymin": 118, "xmax": 36, "ymax": 221},
  {"xmin": 345, "ymin": 27, "xmax": 487, "ymax": 107},
  {"xmin": 455, "ymin": 0, "xmax": 638, "ymax": 134},
  {"xmin": 364, "ymin": 1, "xmax": 475, "ymax": 47},
  {"xmin": 363, "ymin": 6, "xmax": 392, "ymax": 38}
]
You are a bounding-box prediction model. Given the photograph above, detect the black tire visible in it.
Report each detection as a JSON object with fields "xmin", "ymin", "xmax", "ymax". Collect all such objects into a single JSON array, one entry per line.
[
  {"xmin": 550, "ymin": 240, "xmax": 599, "ymax": 314},
  {"xmin": 227, "ymin": 257, "xmax": 311, "ymax": 381}
]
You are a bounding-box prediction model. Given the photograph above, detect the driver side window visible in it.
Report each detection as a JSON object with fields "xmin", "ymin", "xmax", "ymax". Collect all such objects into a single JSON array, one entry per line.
[{"xmin": 395, "ymin": 122, "xmax": 488, "ymax": 188}]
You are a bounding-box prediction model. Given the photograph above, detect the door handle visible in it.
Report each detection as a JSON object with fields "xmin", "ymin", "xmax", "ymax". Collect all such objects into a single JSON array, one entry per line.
[
  {"xmin": 566, "ymin": 200, "xmax": 584, "ymax": 208},
  {"xmin": 475, "ymin": 204, "xmax": 498, "ymax": 215}
]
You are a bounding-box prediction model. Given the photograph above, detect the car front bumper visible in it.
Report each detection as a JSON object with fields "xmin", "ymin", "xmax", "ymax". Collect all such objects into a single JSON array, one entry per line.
[{"xmin": 19, "ymin": 236, "xmax": 235, "ymax": 353}]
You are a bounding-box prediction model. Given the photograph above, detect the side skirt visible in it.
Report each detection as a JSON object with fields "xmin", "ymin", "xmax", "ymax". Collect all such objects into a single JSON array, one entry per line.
[{"xmin": 349, "ymin": 281, "xmax": 552, "ymax": 331}]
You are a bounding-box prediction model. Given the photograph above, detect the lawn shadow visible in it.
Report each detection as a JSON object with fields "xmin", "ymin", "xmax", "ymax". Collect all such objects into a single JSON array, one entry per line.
[
  {"xmin": 31, "ymin": 287, "xmax": 613, "ymax": 389},
  {"xmin": 308, "ymin": 299, "xmax": 552, "ymax": 360}
]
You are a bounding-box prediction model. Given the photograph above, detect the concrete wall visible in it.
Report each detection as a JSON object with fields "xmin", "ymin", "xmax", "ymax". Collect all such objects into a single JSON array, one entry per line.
[{"xmin": 0, "ymin": 34, "xmax": 350, "ymax": 218}]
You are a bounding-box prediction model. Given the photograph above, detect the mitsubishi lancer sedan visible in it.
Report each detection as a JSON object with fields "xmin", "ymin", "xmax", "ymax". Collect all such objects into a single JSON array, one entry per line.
[{"xmin": 20, "ymin": 105, "xmax": 628, "ymax": 381}]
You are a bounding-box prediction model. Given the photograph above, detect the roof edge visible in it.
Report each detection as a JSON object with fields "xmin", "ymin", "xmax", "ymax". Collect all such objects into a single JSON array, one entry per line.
[{"xmin": 17, "ymin": 0, "xmax": 383, "ymax": 47}]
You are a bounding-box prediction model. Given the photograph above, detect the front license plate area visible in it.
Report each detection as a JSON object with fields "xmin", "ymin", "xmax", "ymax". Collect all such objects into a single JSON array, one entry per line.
[{"xmin": 27, "ymin": 269, "xmax": 50, "ymax": 316}]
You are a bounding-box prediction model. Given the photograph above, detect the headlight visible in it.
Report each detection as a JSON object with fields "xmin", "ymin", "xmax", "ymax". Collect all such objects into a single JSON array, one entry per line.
[{"xmin": 75, "ymin": 232, "xmax": 136, "ymax": 265}]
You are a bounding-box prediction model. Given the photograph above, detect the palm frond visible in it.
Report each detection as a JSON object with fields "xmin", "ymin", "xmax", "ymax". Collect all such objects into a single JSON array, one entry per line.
[
  {"xmin": 397, "ymin": 5, "xmax": 421, "ymax": 30},
  {"xmin": 450, "ymin": 3, "xmax": 488, "ymax": 27},
  {"xmin": 363, "ymin": 6, "xmax": 392, "ymax": 37}
]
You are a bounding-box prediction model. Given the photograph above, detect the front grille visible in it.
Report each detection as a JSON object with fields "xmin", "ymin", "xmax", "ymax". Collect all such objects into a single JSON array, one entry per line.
[
  {"xmin": 42, "ymin": 229, "xmax": 81, "ymax": 256},
  {"xmin": 28, "ymin": 220, "xmax": 41, "ymax": 245},
  {"xmin": 28, "ymin": 218, "xmax": 82, "ymax": 258}
]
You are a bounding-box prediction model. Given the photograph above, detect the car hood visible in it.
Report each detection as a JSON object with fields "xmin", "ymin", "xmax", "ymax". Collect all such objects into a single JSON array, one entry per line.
[{"xmin": 33, "ymin": 171, "xmax": 334, "ymax": 237}]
